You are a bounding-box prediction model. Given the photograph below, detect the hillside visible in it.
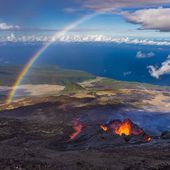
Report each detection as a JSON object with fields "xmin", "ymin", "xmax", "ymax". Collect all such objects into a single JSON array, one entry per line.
[{"xmin": 0, "ymin": 65, "xmax": 95, "ymax": 86}]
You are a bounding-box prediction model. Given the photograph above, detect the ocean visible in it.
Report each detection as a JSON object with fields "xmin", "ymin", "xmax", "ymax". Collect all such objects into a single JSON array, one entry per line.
[{"xmin": 0, "ymin": 42, "xmax": 170, "ymax": 86}]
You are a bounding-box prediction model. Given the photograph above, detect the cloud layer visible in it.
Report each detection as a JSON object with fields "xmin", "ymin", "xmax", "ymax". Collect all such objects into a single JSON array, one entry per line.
[
  {"xmin": 0, "ymin": 23, "xmax": 20, "ymax": 30},
  {"xmin": 148, "ymin": 56, "xmax": 170, "ymax": 79},
  {"xmin": 123, "ymin": 8, "xmax": 170, "ymax": 32},
  {"xmin": 136, "ymin": 51, "xmax": 155, "ymax": 58},
  {"xmin": 79, "ymin": 1, "xmax": 170, "ymax": 32},
  {"xmin": 1, "ymin": 34, "xmax": 170, "ymax": 46},
  {"xmin": 81, "ymin": 0, "xmax": 170, "ymax": 11}
]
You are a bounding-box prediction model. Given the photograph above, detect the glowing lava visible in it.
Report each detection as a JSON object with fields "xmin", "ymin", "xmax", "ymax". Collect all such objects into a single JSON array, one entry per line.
[
  {"xmin": 69, "ymin": 118, "xmax": 151, "ymax": 143},
  {"xmin": 100, "ymin": 119, "xmax": 144, "ymax": 136},
  {"xmin": 114, "ymin": 119, "xmax": 132, "ymax": 136},
  {"xmin": 100, "ymin": 124, "xmax": 109, "ymax": 132},
  {"xmin": 69, "ymin": 121, "xmax": 83, "ymax": 140},
  {"xmin": 144, "ymin": 135, "xmax": 152, "ymax": 142}
]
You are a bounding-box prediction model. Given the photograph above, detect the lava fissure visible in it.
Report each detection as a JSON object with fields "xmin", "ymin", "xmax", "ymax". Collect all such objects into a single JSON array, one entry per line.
[
  {"xmin": 69, "ymin": 118, "xmax": 152, "ymax": 144},
  {"xmin": 100, "ymin": 118, "xmax": 144, "ymax": 136},
  {"xmin": 69, "ymin": 121, "xmax": 83, "ymax": 140}
]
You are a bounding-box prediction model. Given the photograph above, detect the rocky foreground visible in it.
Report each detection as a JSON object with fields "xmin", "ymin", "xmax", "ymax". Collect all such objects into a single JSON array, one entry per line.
[{"xmin": 0, "ymin": 98, "xmax": 169, "ymax": 170}]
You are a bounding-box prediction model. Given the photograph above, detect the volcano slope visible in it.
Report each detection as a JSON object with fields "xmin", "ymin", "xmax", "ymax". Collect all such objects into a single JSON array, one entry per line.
[
  {"xmin": 0, "ymin": 66, "xmax": 170, "ymax": 170},
  {"xmin": 0, "ymin": 99, "xmax": 170, "ymax": 170}
]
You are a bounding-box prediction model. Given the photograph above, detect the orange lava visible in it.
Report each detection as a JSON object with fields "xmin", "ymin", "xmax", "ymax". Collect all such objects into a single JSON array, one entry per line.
[
  {"xmin": 69, "ymin": 118, "xmax": 151, "ymax": 143},
  {"xmin": 69, "ymin": 121, "xmax": 83, "ymax": 140},
  {"xmin": 100, "ymin": 124, "xmax": 109, "ymax": 132},
  {"xmin": 144, "ymin": 135, "xmax": 152, "ymax": 142},
  {"xmin": 115, "ymin": 119, "xmax": 131, "ymax": 136}
]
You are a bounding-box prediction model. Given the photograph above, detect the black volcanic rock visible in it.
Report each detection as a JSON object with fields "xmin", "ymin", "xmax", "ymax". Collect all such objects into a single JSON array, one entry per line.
[
  {"xmin": 161, "ymin": 131, "xmax": 170, "ymax": 139},
  {"xmin": 0, "ymin": 102, "xmax": 169, "ymax": 170}
]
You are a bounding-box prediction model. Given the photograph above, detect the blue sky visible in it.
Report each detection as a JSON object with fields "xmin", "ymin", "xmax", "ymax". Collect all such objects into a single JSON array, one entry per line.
[
  {"xmin": 0, "ymin": 0, "xmax": 170, "ymax": 39},
  {"xmin": 0, "ymin": 0, "xmax": 78, "ymax": 28}
]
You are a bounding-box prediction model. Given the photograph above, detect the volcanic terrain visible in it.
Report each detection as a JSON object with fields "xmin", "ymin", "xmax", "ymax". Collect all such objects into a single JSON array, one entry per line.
[{"xmin": 0, "ymin": 66, "xmax": 170, "ymax": 170}]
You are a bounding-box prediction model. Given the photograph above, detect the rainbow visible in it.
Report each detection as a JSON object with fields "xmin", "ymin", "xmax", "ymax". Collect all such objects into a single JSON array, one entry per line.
[{"xmin": 5, "ymin": 13, "xmax": 97, "ymax": 104}]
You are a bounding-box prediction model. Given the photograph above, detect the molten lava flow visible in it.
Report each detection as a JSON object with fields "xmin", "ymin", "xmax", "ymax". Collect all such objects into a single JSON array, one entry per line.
[
  {"xmin": 107, "ymin": 118, "xmax": 144, "ymax": 136},
  {"xmin": 69, "ymin": 121, "xmax": 83, "ymax": 140},
  {"xmin": 100, "ymin": 124, "xmax": 108, "ymax": 132},
  {"xmin": 144, "ymin": 135, "xmax": 152, "ymax": 142},
  {"xmin": 114, "ymin": 119, "xmax": 131, "ymax": 136},
  {"xmin": 69, "ymin": 118, "xmax": 151, "ymax": 143}
]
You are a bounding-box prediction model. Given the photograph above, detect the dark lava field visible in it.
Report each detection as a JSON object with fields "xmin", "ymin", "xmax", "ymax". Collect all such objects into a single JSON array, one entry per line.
[{"xmin": 0, "ymin": 97, "xmax": 170, "ymax": 170}]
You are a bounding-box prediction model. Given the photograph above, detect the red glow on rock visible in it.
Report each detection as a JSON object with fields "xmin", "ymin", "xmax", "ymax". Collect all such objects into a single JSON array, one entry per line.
[
  {"xmin": 69, "ymin": 121, "xmax": 83, "ymax": 140},
  {"xmin": 100, "ymin": 124, "xmax": 109, "ymax": 132},
  {"xmin": 144, "ymin": 135, "xmax": 152, "ymax": 142}
]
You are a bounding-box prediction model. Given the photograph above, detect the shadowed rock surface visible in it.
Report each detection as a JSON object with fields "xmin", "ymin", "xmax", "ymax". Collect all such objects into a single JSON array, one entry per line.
[{"xmin": 0, "ymin": 100, "xmax": 169, "ymax": 170}]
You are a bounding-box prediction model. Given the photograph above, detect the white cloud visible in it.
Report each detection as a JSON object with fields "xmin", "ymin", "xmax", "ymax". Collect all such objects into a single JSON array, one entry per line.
[
  {"xmin": 6, "ymin": 33, "xmax": 17, "ymax": 41},
  {"xmin": 0, "ymin": 23, "xmax": 20, "ymax": 30},
  {"xmin": 1, "ymin": 34, "xmax": 170, "ymax": 46},
  {"xmin": 80, "ymin": 0, "xmax": 170, "ymax": 11},
  {"xmin": 147, "ymin": 56, "xmax": 170, "ymax": 79},
  {"xmin": 123, "ymin": 8, "xmax": 170, "ymax": 32},
  {"xmin": 136, "ymin": 51, "xmax": 155, "ymax": 58}
]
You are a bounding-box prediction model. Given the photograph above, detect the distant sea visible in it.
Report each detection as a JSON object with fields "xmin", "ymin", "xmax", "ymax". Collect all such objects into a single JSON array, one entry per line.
[{"xmin": 0, "ymin": 42, "xmax": 170, "ymax": 86}]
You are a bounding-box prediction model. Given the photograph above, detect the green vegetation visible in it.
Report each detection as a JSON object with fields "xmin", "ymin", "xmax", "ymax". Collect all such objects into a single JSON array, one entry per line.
[
  {"xmin": 0, "ymin": 65, "xmax": 95, "ymax": 86},
  {"xmin": 0, "ymin": 65, "xmax": 169, "ymax": 92},
  {"xmin": 94, "ymin": 78, "xmax": 170, "ymax": 91},
  {"xmin": 63, "ymin": 82, "xmax": 85, "ymax": 93}
]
